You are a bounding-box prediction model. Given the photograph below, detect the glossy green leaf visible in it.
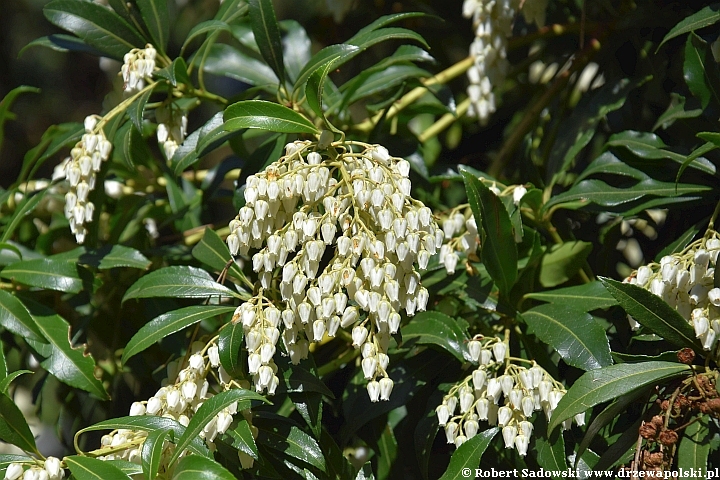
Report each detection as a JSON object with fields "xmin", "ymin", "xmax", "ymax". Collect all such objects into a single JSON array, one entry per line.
[
  {"xmin": 575, "ymin": 152, "xmax": 648, "ymax": 183},
  {"xmin": 544, "ymin": 178, "xmax": 711, "ymax": 211},
  {"xmin": 195, "ymin": 113, "xmax": 245, "ymax": 158},
  {"xmin": 438, "ymin": 428, "xmax": 498, "ymax": 480},
  {"xmin": 181, "ymin": 20, "xmax": 231, "ymax": 54},
  {"xmin": 685, "ymin": 33, "xmax": 720, "ymax": 109},
  {"xmin": 347, "ymin": 65, "xmax": 430, "ymax": 104},
  {"xmin": 170, "ymin": 389, "xmax": 269, "ymax": 465},
  {"xmin": 661, "ymin": 5, "xmax": 720, "ymax": 47},
  {"xmin": 172, "ymin": 455, "xmax": 236, "ymax": 480},
  {"xmin": 218, "ymin": 320, "xmax": 244, "ymax": 378},
  {"xmin": 0, "ymin": 455, "xmax": 33, "ymax": 472},
  {"xmin": 154, "ymin": 58, "xmax": 191, "ymax": 88},
  {"xmin": 65, "ymin": 455, "xmax": 132, "ymax": 480},
  {"xmin": 293, "ymin": 44, "xmax": 360, "ymax": 93},
  {"xmin": 600, "ymin": 277, "xmax": 703, "ymax": 352},
  {"xmin": 222, "ymin": 418, "xmax": 258, "ymax": 459},
  {"xmin": 607, "ymin": 130, "xmax": 715, "ymax": 175},
  {"xmin": 376, "ymin": 422, "xmax": 398, "ymax": 480},
  {"xmin": 1, "ymin": 190, "xmax": 47, "ymax": 244},
  {"xmin": 525, "ymin": 281, "xmax": 617, "ymax": 311},
  {"xmin": 305, "ymin": 61, "xmax": 336, "ymax": 129},
  {"xmin": 136, "ymin": 0, "xmax": 169, "ymax": 52},
  {"xmin": 19, "ymin": 34, "xmax": 104, "ymax": 57},
  {"xmin": 281, "ymin": 364, "xmax": 334, "ymax": 397},
  {"xmin": 291, "ymin": 391, "xmax": 323, "ymax": 439},
  {"xmin": 224, "ymin": 100, "xmax": 319, "ymax": 135},
  {"xmin": 27, "ymin": 309, "xmax": 108, "ymax": 399},
  {"xmin": 677, "ymin": 415, "xmax": 710, "ymax": 474},
  {"xmin": 255, "ymin": 417, "xmax": 326, "ymax": 472},
  {"xmin": 141, "ymin": 428, "xmax": 171, "ymax": 480},
  {"xmin": 77, "ymin": 416, "xmax": 209, "ymax": 457},
  {"xmin": 0, "ymin": 371, "xmax": 32, "ymax": 394},
  {"xmin": 200, "ymin": 43, "xmax": 279, "ymax": 87},
  {"xmin": 347, "ymin": 12, "xmax": 429, "ymax": 43},
  {"xmin": 122, "ymin": 305, "xmax": 235, "ymax": 364},
  {"xmin": 281, "ymin": 20, "xmax": 311, "ymax": 83},
  {"xmin": 105, "ymin": 460, "xmax": 143, "ymax": 476},
  {"xmin": 248, "ymin": 0, "xmax": 285, "ymax": 85},
  {"xmin": 461, "ymin": 167, "xmax": 517, "ymax": 295},
  {"xmin": 0, "ymin": 393, "xmax": 39, "ymax": 454},
  {"xmin": 1, "ymin": 258, "xmax": 81, "ymax": 293},
  {"xmin": 192, "ymin": 228, "xmax": 243, "ymax": 279},
  {"xmin": 98, "ymin": 245, "xmax": 151, "ymax": 270},
  {"xmin": 652, "ymin": 93, "xmax": 703, "ymax": 131},
  {"xmin": 539, "ymin": 241, "xmax": 592, "ymax": 288},
  {"xmin": 0, "ymin": 347, "xmax": 5, "ymax": 381},
  {"xmin": 536, "ymin": 430, "xmax": 567, "ymax": 474},
  {"xmin": 122, "ymin": 266, "xmax": 239, "ymax": 302},
  {"xmin": 549, "ymin": 362, "xmax": 691, "ymax": 432},
  {"xmin": 523, "ymin": 304, "xmax": 612, "ymax": 370},
  {"xmin": 677, "ymin": 141, "xmax": 717, "ymax": 182},
  {"xmin": 171, "ymin": 113, "xmax": 221, "ymax": 174},
  {"xmin": 44, "ymin": 0, "xmax": 145, "ymax": 59},
  {"xmin": 401, "ymin": 311, "xmax": 470, "ymax": 363},
  {"xmin": 356, "ymin": 463, "xmax": 375, "ymax": 480},
  {"xmin": 0, "ymin": 290, "xmax": 44, "ymax": 341}
]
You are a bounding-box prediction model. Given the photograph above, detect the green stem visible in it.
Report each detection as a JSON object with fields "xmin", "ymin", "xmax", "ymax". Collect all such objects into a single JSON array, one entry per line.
[
  {"xmin": 418, "ymin": 97, "xmax": 471, "ymax": 143},
  {"xmin": 317, "ymin": 346, "xmax": 359, "ymax": 377}
]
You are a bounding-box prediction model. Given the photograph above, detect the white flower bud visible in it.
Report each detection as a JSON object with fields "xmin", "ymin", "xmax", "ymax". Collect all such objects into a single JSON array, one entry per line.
[
  {"xmin": 444, "ymin": 421, "xmax": 458, "ymax": 444},
  {"xmin": 367, "ymin": 380, "xmax": 381, "ymax": 402},
  {"xmin": 515, "ymin": 434, "xmax": 529, "ymax": 456},
  {"xmin": 493, "ymin": 342, "xmax": 507, "ymax": 362},
  {"xmin": 129, "ymin": 402, "xmax": 146, "ymax": 416},
  {"xmin": 5, "ymin": 464, "xmax": 23, "ymax": 480},
  {"xmin": 502, "ymin": 425, "xmax": 517, "ymax": 448}
]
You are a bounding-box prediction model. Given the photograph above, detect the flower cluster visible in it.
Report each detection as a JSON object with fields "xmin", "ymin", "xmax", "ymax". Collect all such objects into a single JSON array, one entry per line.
[
  {"xmin": 156, "ymin": 105, "xmax": 188, "ymax": 159},
  {"xmin": 227, "ymin": 141, "xmax": 441, "ymax": 400},
  {"xmin": 437, "ymin": 183, "xmax": 526, "ymax": 274},
  {"xmin": 3, "ymin": 457, "xmax": 64, "ymax": 480},
  {"xmin": 462, "ymin": 0, "xmax": 548, "ymax": 123},
  {"xmin": 62, "ymin": 115, "xmax": 112, "ymax": 243},
  {"xmin": 435, "ymin": 337, "xmax": 583, "ymax": 455},
  {"xmin": 121, "ymin": 44, "xmax": 156, "ymax": 93},
  {"xmin": 96, "ymin": 340, "xmax": 256, "ymax": 472},
  {"xmin": 624, "ymin": 233, "xmax": 720, "ymax": 352}
]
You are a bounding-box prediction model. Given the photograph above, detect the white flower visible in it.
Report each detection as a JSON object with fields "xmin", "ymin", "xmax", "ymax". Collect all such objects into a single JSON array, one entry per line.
[{"xmin": 4, "ymin": 464, "xmax": 23, "ymax": 480}]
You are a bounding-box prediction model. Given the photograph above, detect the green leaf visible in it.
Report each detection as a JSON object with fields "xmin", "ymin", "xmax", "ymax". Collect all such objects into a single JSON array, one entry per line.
[
  {"xmin": 0, "ymin": 455, "xmax": 34, "ymax": 472},
  {"xmin": 170, "ymin": 389, "xmax": 269, "ymax": 465},
  {"xmin": 224, "ymin": 100, "xmax": 319, "ymax": 135},
  {"xmin": 77, "ymin": 416, "xmax": 209, "ymax": 457},
  {"xmin": 652, "ymin": 94, "xmax": 703, "ymax": 131},
  {"xmin": 346, "ymin": 65, "xmax": 429, "ymax": 105},
  {"xmin": 141, "ymin": 428, "xmax": 171, "ymax": 480},
  {"xmin": 536, "ymin": 430, "xmax": 567, "ymax": 474},
  {"xmin": 222, "ymin": 418, "xmax": 258, "ymax": 459},
  {"xmin": 65, "ymin": 455, "xmax": 132, "ymax": 480},
  {"xmin": 200, "ymin": 44, "xmax": 279, "ymax": 87},
  {"xmin": 0, "ymin": 290, "xmax": 44, "ymax": 341},
  {"xmin": 544, "ymin": 178, "xmax": 711, "ymax": 211},
  {"xmin": 1, "ymin": 190, "xmax": 47, "ymax": 244},
  {"xmin": 655, "ymin": 220, "xmax": 702, "ymax": 261},
  {"xmin": 575, "ymin": 152, "xmax": 648, "ymax": 183},
  {"xmin": 438, "ymin": 428, "xmax": 498, "ymax": 480},
  {"xmin": 181, "ymin": 20, "xmax": 231, "ymax": 55},
  {"xmin": 599, "ymin": 277, "xmax": 704, "ymax": 353},
  {"xmin": 677, "ymin": 415, "xmax": 710, "ymax": 474},
  {"xmin": 122, "ymin": 305, "xmax": 235, "ymax": 364},
  {"xmin": 1, "ymin": 258, "xmax": 82, "ymax": 293},
  {"xmin": 127, "ymin": 85, "xmax": 154, "ymax": 133},
  {"xmin": 293, "ymin": 44, "xmax": 360, "ymax": 93},
  {"xmin": 684, "ymin": 33, "xmax": 720, "ymax": 109},
  {"xmin": 539, "ymin": 241, "xmax": 592, "ymax": 288},
  {"xmin": 305, "ymin": 62, "xmax": 339, "ymax": 131},
  {"xmin": 44, "ymin": 0, "xmax": 146, "ymax": 59},
  {"xmin": 192, "ymin": 228, "xmax": 243, "ymax": 280},
  {"xmin": 255, "ymin": 416, "xmax": 326, "ymax": 472},
  {"xmin": 105, "ymin": 460, "xmax": 143, "ymax": 477},
  {"xmin": 356, "ymin": 463, "xmax": 375, "ymax": 480},
  {"xmin": 122, "ymin": 266, "xmax": 239, "ymax": 302},
  {"xmin": 136, "ymin": 0, "xmax": 169, "ymax": 53},
  {"xmin": 26, "ymin": 308, "xmax": 108, "ymax": 399},
  {"xmin": 525, "ymin": 281, "xmax": 617, "ymax": 311},
  {"xmin": 0, "ymin": 346, "xmax": 5, "ymax": 380},
  {"xmin": 171, "ymin": 113, "xmax": 221, "ymax": 175},
  {"xmin": 676, "ymin": 141, "xmax": 717, "ymax": 183},
  {"xmin": 155, "ymin": 58, "xmax": 191, "ymax": 87},
  {"xmin": 0, "ymin": 87, "xmax": 40, "ymax": 154},
  {"xmin": 19, "ymin": 34, "xmax": 105, "ymax": 57},
  {"xmin": 522, "ymin": 304, "xmax": 612, "ymax": 371},
  {"xmin": 401, "ymin": 311, "xmax": 470, "ymax": 363},
  {"xmin": 172, "ymin": 455, "xmax": 236, "ymax": 480},
  {"xmin": 218, "ymin": 320, "xmax": 244, "ymax": 378},
  {"xmin": 347, "ymin": 12, "xmax": 429, "ymax": 44},
  {"xmin": 248, "ymin": 0, "xmax": 285, "ymax": 85},
  {"xmin": 548, "ymin": 362, "xmax": 691, "ymax": 432},
  {"xmin": 281, "ymin": 364, "xmax": 334, "ymax": 397},
  {"xmin": 0, "ymin": 371, "xmax": 33, "ymax": 394},
  {"xmin": 660, "ymin": 4, "xmax": 720, "ymax": 48},
  {"xmin": 460, "ymin": 167, "xmax": 517, "ymax": 295},
  {"xmin": 291, "ymin": 391, "xmax": 323, "ymax": 439},
  {"xmin": 98, "ymin": 245, "xmax": 151, "ymax": 270},
  {"xmin": 0, "ymin": 393, "xmax": 39, "ymax": 455},
  {"xmin": 281, "ymin": 20, "xmax": 311, "ymax": 83}
]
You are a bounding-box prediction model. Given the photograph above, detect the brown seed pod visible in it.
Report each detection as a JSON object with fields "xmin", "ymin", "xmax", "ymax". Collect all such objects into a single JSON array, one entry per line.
[
  {"xmin": 657, "ymin": 429, "xmax": 678, "ymax": 446},
  {"xmin": 677, "ymin": 348, "xmax": 695, "ymax": 365},
  {"xmin": 644, "ymin": 451, "xmax": 664, "ymax": 467},
  {"xmin": 639, "ymin": 423, "xmax": 658, "ymax": 439}
]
